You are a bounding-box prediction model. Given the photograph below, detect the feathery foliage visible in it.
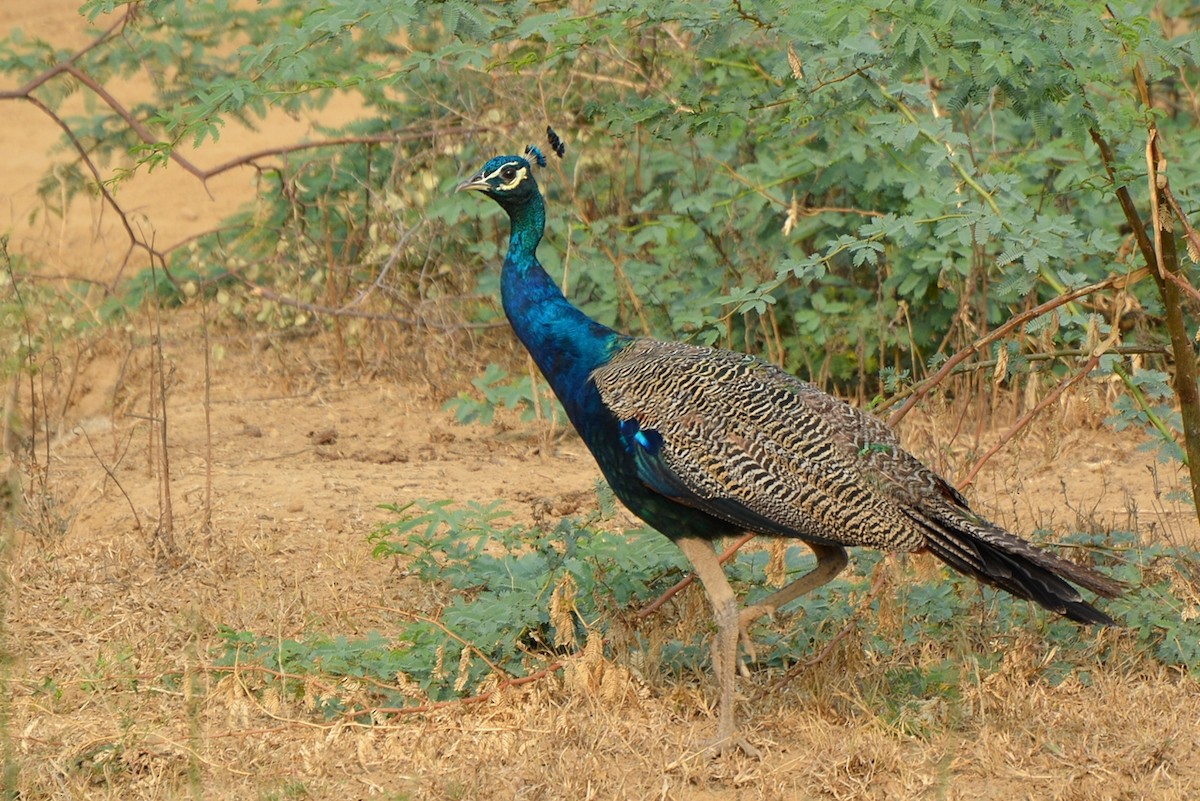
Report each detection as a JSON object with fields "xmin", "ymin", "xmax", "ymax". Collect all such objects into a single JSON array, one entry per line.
[{"xmin": 4, "ymin": 0, "xmax": 1194, "ymax": 395}]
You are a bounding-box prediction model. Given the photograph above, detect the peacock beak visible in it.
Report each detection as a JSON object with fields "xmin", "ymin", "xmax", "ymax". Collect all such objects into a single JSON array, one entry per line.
[{"xmin": 456, "ymin": 173, "xmax": 490, "ymax": 192}]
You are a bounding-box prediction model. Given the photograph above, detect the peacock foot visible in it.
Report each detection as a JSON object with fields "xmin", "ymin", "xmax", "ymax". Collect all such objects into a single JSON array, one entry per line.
[
  {"xmin": 705, "ymin": 730, "xmax": 762, "ymax": 760},
  {"xmin": 668, "ymin": 730, "xmax": 762, "ymax": 769}
]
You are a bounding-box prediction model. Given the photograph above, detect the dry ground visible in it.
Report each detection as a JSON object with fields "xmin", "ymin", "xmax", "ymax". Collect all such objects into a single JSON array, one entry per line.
[{"xmin": 4, "ymin": 4, "xmax": 1200, "ymax": 800}]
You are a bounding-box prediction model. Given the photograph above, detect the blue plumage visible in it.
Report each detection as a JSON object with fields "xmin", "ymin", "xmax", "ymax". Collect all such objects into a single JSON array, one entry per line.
[
  {"xmin": 464, "ymin": 157, "xmax": 620, "ymax": 408},
  {"xmin": 458, "ymin": 155, "xmax": 742, "ymax": 545},
  {"xmin": 620, "ymin": 419, "xmax": 663, "ymax": 454},
  {"xmin": 457, "ymin": 152, "xmax": 1121, "ymax": 756}
]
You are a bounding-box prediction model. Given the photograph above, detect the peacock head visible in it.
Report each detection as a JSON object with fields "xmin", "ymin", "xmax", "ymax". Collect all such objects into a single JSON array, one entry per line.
[{"xmin": 456, "ymin": 155, "xmax": 540, "ymax": 211}]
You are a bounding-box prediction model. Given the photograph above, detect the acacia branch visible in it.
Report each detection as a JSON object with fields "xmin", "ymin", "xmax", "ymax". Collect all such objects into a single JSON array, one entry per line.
[
  {"xmin": 0, "ymin": 6, "xmax": 132, "ymax": 97},
  {"xmin": 61, "ymin": 63, "xmax": 210, "ymax": 184},
  {"xmin": 1145, "ymin": 128, "xmax": 1200, "ymax": 506},
  {"xmin": 1, "ymin": 7, "xmax": 178, "ymax": 283},
  {"xmin": 1, "ymin": 7, "xmax": 208, "ymax": 184},
  {"xmin": 1, "ymin": 6, "xmax": 493, "ymax": 303},
  {"xmin": 21, "ymin": 93, "xmax": 160, "ymax": 280},
  {"xmin": 1089, "ymin": 129, "xmax": 1158, "ymax": 269},
  {"xmin": 199, "ymin": 127, "xmax": 489, "ymax": 180},
  {"xmin": 1088, "ymin": 53, "xmax": 1200, "ymax": 520},
  {"xmin": 957, "ymin": 352, "xmax": 1104, "ymax": 488},
  {"xmin": 882, "ymin": 268, "xmax": 1147, "ymax": 425}
]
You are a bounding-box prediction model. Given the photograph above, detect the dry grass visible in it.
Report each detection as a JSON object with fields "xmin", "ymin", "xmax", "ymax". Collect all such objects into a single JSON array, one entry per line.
[{"xmin": 3, "ymin": 319, "xmax": 1199, "ymax": 800}]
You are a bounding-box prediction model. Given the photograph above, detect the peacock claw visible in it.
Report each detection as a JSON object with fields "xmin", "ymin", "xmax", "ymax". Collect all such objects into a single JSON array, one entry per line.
[
  {"xmin": 735, "ymin": 604, "xmax": 774, "ymax": 676},
  {"xmin": 668, "ymin": 732, "xmax": 762, "ymax": 770},
  {"xmin": 735, "ymin": 634, "xmax": 755, "ymax": 677}
]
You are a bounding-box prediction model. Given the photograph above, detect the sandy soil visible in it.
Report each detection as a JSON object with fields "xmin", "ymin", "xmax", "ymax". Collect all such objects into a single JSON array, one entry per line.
[{"xmin": 3, "ymin": 4, "xmax": 1199, "ymax": 800}]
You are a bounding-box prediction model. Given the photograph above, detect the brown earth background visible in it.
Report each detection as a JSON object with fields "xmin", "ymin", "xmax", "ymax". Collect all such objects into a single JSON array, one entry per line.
[{"xmin": 3, "ymin": 3, "xmax": 1199, "ymax": 800}]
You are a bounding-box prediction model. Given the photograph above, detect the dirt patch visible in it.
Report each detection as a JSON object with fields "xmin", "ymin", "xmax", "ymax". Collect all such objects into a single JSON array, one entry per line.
[{"xmin": 4, "ymin": 6, "xmax": 1199, "ymax": 801}]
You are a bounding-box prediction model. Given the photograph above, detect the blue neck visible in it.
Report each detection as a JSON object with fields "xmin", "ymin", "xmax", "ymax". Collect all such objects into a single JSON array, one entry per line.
[{"xmin": 498, "ymin": 190, "xmax": 623, "ymax": 415}]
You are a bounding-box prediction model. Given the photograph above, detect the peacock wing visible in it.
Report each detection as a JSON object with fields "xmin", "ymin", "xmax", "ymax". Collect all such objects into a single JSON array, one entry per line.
[{"xmin": 590, "ymin": 338, "xmax": 926, "ymax": 551}]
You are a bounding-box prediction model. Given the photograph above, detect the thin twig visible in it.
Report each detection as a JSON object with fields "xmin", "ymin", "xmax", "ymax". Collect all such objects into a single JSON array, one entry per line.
[
  {"xmin": 386, "ymin": 608, "xmax": 514, "ymax": 679},
  {"xmin": 957, "ymin": 352, "xmax": 1103, "ymax": 488},
  {"xmin": 238, "ymin": 278, "xmax": 507, "ymax": 331},
  {"xmin": 1162, "ymin": 184, "xmax": 1200, "ymax": 264},
  {"xmin": 359, "ymin": 663, "xmax": 564, "ymax": 718},
  {"xmin": 147, "ymin": 248, "xmax": 177, "ymax": 560},
  {"xmin": 338, "ymin": 221, "xmax": 424, "ymax": 312},
  {"xmin": 75, "ymin": 425, "xmax": 143, "ymax": 532},
  {"xmin": 200, "ymin": 294, "xmax": 214, "ymax": 532},
  {"xmin": 952, "ymin": 345, "xmax": 1166, "ymax": 372},
  {"xmin": 1160, "ymin": 266, "xmax": 1200, "ymax": 305},
  {"xmin": 200, "ymin": 128, "xmax": 489, "ymax": 181},
  {"xmin": 881, "ymin": 268, "xmax": 1147, "ymax": 424}
]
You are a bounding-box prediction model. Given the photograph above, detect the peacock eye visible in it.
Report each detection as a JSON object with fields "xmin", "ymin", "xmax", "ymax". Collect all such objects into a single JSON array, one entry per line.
[{"xmin": 500, "ymin": 166, "xmax": 517, "ymax": 181}]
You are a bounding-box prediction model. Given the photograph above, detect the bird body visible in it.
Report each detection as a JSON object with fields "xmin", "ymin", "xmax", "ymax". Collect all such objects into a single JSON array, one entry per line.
[{"xmin": 458, "ymin": 153, "xmax": 1121, "ymax": 755}]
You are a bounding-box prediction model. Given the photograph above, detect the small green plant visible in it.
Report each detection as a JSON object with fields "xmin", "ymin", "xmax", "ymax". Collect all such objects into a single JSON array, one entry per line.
[
  {"xmin": 367, "ymin": 498, "xmax": 685, "ymax": 692},
  {"xmin": 213, "ymin": 496, "xmax": 1200, "ymax": 724},
  {"xmin": 214, "ymin": 497, "xmax": 687, "ymax": 714},
  {"xmin": 1098, "ymin": 535, "xmax": 1200, "ymax": 671},
  {"xmin": 258, "ymin": 780, "xmax": 310, "ymax": 801},
  {"xmin": 443, "ymin": 363, "xmax": 565, "ymax": 425},
  {"xmin": 81, "ymin": 645, "xmax": 138, "ymax": 694},
  {"xmin": 879, "ymin": 658, "xmax": 964, "ymax": 738},
  {"xmin": 1107, "ymin": 363, "xmax": 1188, "ymax": 467}
]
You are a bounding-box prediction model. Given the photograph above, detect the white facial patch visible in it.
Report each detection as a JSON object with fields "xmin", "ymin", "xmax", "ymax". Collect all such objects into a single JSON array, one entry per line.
[{"xmin": 482, "ymin": 162, "xmax": 528, "ymax": 191}]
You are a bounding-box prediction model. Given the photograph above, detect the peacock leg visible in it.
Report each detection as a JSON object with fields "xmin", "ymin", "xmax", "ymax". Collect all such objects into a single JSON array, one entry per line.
[
  {"xmin": 736, "ymin": 542, "xmax": 848, "ymax": 672},
  {"xmin": 675, "ymin": 535, "xmax": 761, "ymax": 758}
]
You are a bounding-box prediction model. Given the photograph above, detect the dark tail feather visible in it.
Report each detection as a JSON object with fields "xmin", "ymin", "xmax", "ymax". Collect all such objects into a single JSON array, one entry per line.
[{"xmin": 921, "ymin": 517, "xmax": 1123, "ymax": 627}]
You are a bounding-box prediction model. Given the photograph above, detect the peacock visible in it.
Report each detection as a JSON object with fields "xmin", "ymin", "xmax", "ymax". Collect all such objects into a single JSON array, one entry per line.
[{"xmin": 457, "ymin": 148, "xmax": 1122, "ymax": 756}]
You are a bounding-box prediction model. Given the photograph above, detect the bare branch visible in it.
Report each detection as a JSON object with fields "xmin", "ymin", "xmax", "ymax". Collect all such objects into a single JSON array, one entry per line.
[
  {"xmin": 882, "ymin": 268, "xmax": 1148, "ymax": 425},
  {"xmin": 957, "ymin": 352, "xmax": 1103, "ymax": 488}
]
